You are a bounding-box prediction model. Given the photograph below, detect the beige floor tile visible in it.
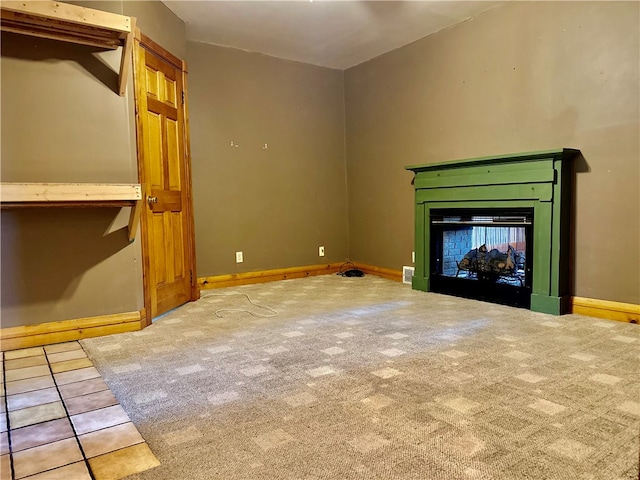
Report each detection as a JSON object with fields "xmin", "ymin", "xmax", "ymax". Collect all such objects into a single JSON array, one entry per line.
[
  {"xmin": 88, "ymin": 443, "xmax": 160, "ymax": 480},
  {"xmin": 7, "ymin": 388, "xmax": 60, "ymax": 412},
  {"xmin": 0, "ymin": 432, "xmax": 8, "ymax": 455},
  {"xmin": 19, "ymin": 461, "xmax": 91, "ymax": 480},
  {"xmin": 0, "ymin": 382, "xmax": 4, "ymax": 396},
  {"xmin": 53, "ymin": 367, "xmax": 100, "ymax": 386},
  {"xmin": 50, "ymin": 359, "xmax": 94, "ymax": 374},
  {"xmin": 46, "ymin": 350, "xmax": 87, "ymax": 364},
  {"xmin": 13, "ymin": 437, "xmax": 83, "ymax": 479},
  {"xmin": 79, "ymin": 422, "xmax": 144, "ymax": 458},
  {"xmin": 0, "ymin": 415, "xmax": 6, "ymax": 433},
  {"xmin": 64, "ymin": 390, "xmax": 118, "ymax": 416},
  {"xmin": 58, "ymin": 378, "xmax": 109, "ymax": 400},
  {"xmin": 5, "ymin": 366, "xmax": 51, "ymax": 383},
  {"xmin": 4, "ymin": 347, "xmax": 45, "ymax": 361},
  {"xmin": 44, "ymin": 342, "xmax": 82, "ymax": 355},
  {"xmin": 9, "ymin": 401, "xmax": 67, "ymax": 429},
  {"xmin": 4, "ymin": 356, "xmax": 48, "ymax": 371},
  {"xmin": 1, "ymin": 454, "xmax": 11, "ymax": 480},
  {"xmin": 11, "ymin": 418, "xmax": 75, "ymax": 453},
  {"xmin": 70, "ymin": 405, "xmax": 130, "ymax": 435},
  {"xmin": 5, "ymin": 377, "xmax": 55, "ymax": 396}
]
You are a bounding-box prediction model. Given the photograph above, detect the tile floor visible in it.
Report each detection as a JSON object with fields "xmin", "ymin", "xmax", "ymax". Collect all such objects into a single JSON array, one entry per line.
[{"xmin": 1, "ymin": 342, "xmax": 159, "ymax": 480}]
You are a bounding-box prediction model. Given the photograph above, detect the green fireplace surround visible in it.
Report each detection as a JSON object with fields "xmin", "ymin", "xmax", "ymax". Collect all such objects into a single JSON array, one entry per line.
[{"xmin": 406, "ymin": 148, "xmax": 579, "ymax": 315}]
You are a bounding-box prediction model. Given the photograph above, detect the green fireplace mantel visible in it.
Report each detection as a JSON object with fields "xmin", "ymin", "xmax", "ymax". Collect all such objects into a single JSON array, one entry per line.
[{"xmin": 405, "ymin": 148, "xmax": 579, "ymax": 315}]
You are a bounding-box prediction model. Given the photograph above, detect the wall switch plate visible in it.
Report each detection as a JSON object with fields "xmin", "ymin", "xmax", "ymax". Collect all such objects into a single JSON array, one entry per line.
[
  {"xmin": 412, "ymin": 251, "xmax": 415, "ymax": 263},
  {"xmin": 236, "ymin": 251, "xmax": 243, "ymax": 263},
  {"xmin": 319, "ymin": 246, "xmax": 325, "ymax": 257}
]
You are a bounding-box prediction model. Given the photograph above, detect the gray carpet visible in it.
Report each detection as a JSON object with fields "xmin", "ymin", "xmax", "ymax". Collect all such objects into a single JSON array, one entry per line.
[{"xmin": 80, "ymin": 275, "xmax": 640, "ymax": 479}]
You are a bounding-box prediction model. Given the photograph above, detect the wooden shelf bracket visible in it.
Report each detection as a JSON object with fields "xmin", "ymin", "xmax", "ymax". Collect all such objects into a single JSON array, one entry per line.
[{"xmin": 127, "ymin": 198, "xmax": 143, "ymax": 242}]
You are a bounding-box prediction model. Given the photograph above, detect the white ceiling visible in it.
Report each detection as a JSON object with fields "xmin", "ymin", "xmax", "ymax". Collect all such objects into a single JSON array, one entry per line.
[{"xmin": 162, "ymin": 1, "xmax": 504, "ymax": 70}]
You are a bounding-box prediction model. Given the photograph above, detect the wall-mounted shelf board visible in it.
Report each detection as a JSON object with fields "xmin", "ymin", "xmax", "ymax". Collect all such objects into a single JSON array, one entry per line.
[
  {"xmin": 0, "ymin": 0, "xmax": 136, "ymax": 95},
  {"xmin": 1, "ymin": 182, "xmax": 143, "ymax": 242}
]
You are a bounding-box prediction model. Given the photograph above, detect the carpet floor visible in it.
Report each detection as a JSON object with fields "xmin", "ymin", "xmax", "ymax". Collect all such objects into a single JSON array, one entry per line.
[{"xmin": 80, "ymin": 275, "xmax": 640, "ymax": 479}]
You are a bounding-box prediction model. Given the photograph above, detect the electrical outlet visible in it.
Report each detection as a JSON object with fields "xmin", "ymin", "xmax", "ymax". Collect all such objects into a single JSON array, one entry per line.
[
  {"xmin": 319, "ymin": 246, "xmax": 325, "ymax": 257},
  {"xmin": 236, "ymin": 251, "xmax": 243, "ymax": 263},
  {"xmin": 412, "ymin": 251, "xmax": 415, "ymax": 263}
]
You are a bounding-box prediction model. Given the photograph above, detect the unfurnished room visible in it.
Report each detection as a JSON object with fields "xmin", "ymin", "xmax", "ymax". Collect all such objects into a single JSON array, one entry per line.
[{"xmin": 0, "ymin": 1, "xmax": 639, "ymax": 479}]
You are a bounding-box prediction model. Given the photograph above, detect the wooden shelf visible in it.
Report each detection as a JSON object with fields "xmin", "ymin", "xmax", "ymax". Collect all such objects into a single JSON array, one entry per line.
[
  {"xmin": 0, "ymin": 1, "xmax": 136, "ymax": 95},
  {"xmin": 1, "ymin": 182, "xmax": 143, "ymax": 242},
  {"xmin": 0, "ymin": 182, "xmax": 141, "ymax": 203}
]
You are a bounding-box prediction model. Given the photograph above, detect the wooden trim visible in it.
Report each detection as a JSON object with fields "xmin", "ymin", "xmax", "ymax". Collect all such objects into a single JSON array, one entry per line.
[
  {"xmin": 198, "ymin": 262, "xmax": 407, "ymax": 290},
  {"xmin": 0, "ymin": 310, "xmax": 144, "ymax": 351},
  {"xmin": 571, "ymin": 297, "xmax": 640, "ymax": 324},
  {"xmin": 182, "ymin": 64, "xmax": 199, "ymax": 303},
  {"xmin": 351, "ymin": 263, "xmax": 403, "ymax": 282},
  {"xmin": 133, "ymin": 32, "xmax": 152, "ymax": 326},
  {"xmin": 199, "ymin": 263, "xmax": 345, "ymax": 289},
  {"xmin": 138, "ymin": 32, "xmax": 183, "ymax": 70}
]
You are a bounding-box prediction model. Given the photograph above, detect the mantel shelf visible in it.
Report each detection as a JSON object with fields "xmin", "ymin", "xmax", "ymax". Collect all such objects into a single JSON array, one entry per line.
[
  {"xmin": 1, "ymin": 182, "xmax": 143, "ymax": 242},
  {"xmin": 0, "ymin": 0, "xmax": 136, "ymax": 95}
]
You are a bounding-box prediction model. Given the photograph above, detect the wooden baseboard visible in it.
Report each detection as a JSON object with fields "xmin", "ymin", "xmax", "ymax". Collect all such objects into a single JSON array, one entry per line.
[
  {"xmin": 351, "ymin": 263, "xmax": 403, "ymax": 282},
  {"xmin": 0, "ymin": 310, "xmax": 145, "ymax": 351},
  {"xmin": 571, "ymin": 297, "xmax": 639, "ymax": 324},
  {"xmin": 198, "ymin": 261, "xmax": 407, "ymax": 290},
  {"xmin": 198, "ymin": 263, "xmax": 345, "ymax": 289}
]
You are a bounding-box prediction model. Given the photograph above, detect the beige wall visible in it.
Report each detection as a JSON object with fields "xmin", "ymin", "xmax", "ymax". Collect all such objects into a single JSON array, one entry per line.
[
  {"xmin": 0, "ymin": 1, "xmax": 186, "ymax": 328},
  {"xmin": 345, "ymin": 1, "xmax": 640, "ymax": 304},
  {"xmin": 187, "ymin": 42, "xmax": 349, "ymax": 276}
]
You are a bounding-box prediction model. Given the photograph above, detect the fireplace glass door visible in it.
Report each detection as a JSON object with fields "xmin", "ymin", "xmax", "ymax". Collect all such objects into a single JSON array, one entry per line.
[{"xmin": 430, "ymin": 208, "xmax": 533, "ymax": 308}]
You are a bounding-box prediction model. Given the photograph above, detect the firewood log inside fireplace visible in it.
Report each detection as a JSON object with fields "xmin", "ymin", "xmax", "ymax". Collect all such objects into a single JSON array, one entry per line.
[{"xmin": 456, "ymin": 244, "xmax": 519, "ymax": 280}]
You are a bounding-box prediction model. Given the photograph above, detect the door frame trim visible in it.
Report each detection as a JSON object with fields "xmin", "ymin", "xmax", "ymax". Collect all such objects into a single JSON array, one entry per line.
[{"xmin": 132, "ymin": 29, "xmax": 198, "ymax": 326}]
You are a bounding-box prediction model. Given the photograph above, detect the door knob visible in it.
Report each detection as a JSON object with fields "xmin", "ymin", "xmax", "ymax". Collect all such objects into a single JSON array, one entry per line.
[{"xmin": 147, "ymin": 196, "xmax": 158, "ymax": 204}]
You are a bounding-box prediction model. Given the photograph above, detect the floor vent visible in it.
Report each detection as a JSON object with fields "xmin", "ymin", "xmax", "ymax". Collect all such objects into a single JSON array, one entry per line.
[{"xmin": 402, "ymin": 266, "xmax": 415, "ymax": 285}]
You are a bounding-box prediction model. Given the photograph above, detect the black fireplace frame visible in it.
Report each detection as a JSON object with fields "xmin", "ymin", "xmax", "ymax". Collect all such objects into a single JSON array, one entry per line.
[{"xmin": 429, "ymin": 207, "xmax": 534, "ymax": 309}]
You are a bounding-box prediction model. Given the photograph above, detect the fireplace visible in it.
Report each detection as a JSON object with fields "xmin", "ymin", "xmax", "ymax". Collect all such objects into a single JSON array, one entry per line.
[
  {"xmin": 406, "ymin": 149, "xmax": 578, "ymax": 315},
  {"xmin": 430, "ymin": 207, "xmax": 533, "ymax": 309}
]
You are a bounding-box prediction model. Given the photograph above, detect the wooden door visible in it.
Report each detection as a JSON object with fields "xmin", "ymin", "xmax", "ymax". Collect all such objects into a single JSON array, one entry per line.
[{"xmin": 133, "ymin": 33, "xmax": 197, "ymax": 321}]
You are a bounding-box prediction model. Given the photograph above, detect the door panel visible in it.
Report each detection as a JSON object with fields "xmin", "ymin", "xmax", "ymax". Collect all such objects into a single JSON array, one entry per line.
[
  {"xmin": 146, "ymin": 66, "xmax": 159, "ymax": 99},
  {"xmin": 152, "ymin": 214, "xmax": 167, "ymax": 284},
  {"xmin": 134, "ymin": 33, "xmax": 195, "ymax": 320},
  {"xmin": 167, "ymin": 120, "xmax": 181, "ymax": 189},
  {"xmin": 164, "ymin": 77, "xmax": 177, "ymax": 106},
  {"xmin": 146, "ymin": 112, "xmax": 163, "ymax": 188}
]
